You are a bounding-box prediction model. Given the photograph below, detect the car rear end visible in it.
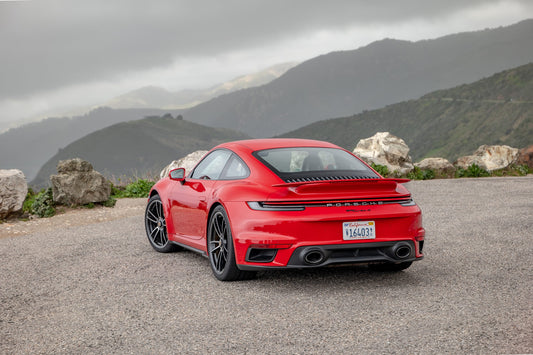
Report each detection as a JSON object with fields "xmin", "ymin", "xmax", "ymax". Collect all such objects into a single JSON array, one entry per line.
[{"xmin": 229, "ymin": 179, "xmax": 424, "ymax": 270}]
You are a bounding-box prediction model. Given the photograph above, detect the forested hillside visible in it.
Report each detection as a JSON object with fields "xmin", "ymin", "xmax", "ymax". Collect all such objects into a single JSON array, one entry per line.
[{"xmin": 279, "ymin": 63, "xmax": 533, "ymax": 161}]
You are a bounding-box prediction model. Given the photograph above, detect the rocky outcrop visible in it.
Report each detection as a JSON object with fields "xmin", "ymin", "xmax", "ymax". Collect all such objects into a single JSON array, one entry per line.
[
  {"xmin": 0, "ymin": 169, "xmax": 28, "ymax": 219},
  {"xmin": 160, "ymin": 150, "xmax": 208, "ymax": 179},
  {"xmin": 456, "ymin": 145, "xmax": 519, "ymax": 171},
  {"xmin": 353, "ymin": 132, "xmax": 414, "ymax": 174},
  {"xmin": 415, "ymin": 157, "xmax": 455, "ymax": 174},
  {"xmin": 517, "ymin": 145, "xmax": 533, "ymax": 170},
  {"xmin": 50, "ymin": 158, "xmax": 111, "ymax": 205}
]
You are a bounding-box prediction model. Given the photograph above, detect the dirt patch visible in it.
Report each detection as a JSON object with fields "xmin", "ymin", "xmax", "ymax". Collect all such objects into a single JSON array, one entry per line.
[{"xmin": 0, "ymin": 198, "xmax": 146, "ymax": 239}]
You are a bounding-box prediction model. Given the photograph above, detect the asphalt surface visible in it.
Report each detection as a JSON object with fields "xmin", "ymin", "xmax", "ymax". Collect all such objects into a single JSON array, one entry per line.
[{"xmin": 1, "ymin": 176, "xmax": 532, "ymax": 354}]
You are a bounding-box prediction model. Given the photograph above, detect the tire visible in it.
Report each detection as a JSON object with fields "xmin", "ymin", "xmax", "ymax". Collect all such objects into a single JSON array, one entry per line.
[
  {"xmin": 145, "ymin": 195, "xmax": 179, "ymax": 253},
  {"xmin": 369, "ymin": 261, "xmax": 413, "ymax": 272},
  {"xmin": 207, "ymin": 205, "xmax": 256, "ymax": 281}
]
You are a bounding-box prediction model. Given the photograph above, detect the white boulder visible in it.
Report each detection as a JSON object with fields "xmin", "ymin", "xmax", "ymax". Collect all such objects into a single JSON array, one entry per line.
[
  {"xmin": 456, "ymin": 145, "xmax": 519, "ymax": 171},
  {"xmin": 0, "ymin": 169, "xmax": 28, "ymax": 219},
  {"xmin": 353, "ymin": 132, "xmax": 414, "ymax": 174},
  {"xmin": 160, "ymin": 150, "xmax": 208, "ymax": 179}
]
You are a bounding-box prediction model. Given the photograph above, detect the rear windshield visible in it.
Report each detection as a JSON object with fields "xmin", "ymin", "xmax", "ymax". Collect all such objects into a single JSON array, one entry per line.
[{"xmin": 253, "ymin": 147, "xmax": 379, "ymax": 182}]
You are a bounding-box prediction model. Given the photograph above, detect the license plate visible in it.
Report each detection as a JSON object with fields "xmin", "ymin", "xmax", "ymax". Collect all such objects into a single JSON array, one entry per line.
[{"xmin": 343, "ymin": 221, "xmax": 375, "ymax": 240}]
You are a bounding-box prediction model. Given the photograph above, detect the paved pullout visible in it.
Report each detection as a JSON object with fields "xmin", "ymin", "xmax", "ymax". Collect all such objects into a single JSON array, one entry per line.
[{"xmin": 1, "ymin": 177, "xmax": 532, "ymax": 354}]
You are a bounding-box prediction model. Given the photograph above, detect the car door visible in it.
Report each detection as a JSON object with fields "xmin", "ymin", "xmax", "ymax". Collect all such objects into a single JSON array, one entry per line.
[{"xmin": 169, "ymin": 149, "xmax": 232, "ymax": 243}]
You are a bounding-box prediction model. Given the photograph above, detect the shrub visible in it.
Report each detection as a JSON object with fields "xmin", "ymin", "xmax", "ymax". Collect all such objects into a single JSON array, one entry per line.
[
  {"xmin": 507, "ymin": 164, "xmax": 531, "ymax": 176},
  {"xmin": 407, "ymin": 167, "xmax": 435, "ymax": 180},
  {"xmin": 22, "ymin": 188, "xmax": 37, "ymax": 214},
  {"xmin": 102, "ymin": 196, "xmax": 117, "ymax": 207},
  {"xmin": 371, "ymin": 163, "xmax": 389, "ymax": 177},
  {"xmin": 456, "ymin": 164, "xmax": 490, "ymax": 178},
  {"xmin": 112, "ymin": 179, "xmax": 155, "ymax": 198},
  {"xmin": 31, "ymin": 188, "xmax": 56, "ymax": 218}
]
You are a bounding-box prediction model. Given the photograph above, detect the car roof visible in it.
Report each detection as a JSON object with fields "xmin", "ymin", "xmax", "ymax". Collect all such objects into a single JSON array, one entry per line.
[{"xmin": 216, "ymin": 138, "xmax": 342, "ymax": 153}]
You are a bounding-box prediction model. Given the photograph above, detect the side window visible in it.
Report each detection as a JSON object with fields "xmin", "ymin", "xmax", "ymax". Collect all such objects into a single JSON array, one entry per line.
[
  {"xmin": 221, "ymin": 155, "xmax": 250, "ymax": 180},
  {"xmin": 190, "ymin": 150, "xmax": 231, "ymax": 180}
]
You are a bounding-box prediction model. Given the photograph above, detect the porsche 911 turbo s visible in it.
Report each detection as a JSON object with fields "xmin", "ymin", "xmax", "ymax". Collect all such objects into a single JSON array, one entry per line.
[{"xmin": 145, "ymin": 139, "xmax": 424, "ymax": 281}]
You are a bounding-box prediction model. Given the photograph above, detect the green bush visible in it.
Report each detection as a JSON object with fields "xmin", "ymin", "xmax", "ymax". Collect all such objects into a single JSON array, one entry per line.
[
  {"xmin": 515, "ymin": 164, "xmax": 531, "ymax": 176},
  {"xmin": 456, "ymin": 163, "xmax": 490, "ymax": 178},
  {"xmin": 31, "ymin": 188, "xmax": 56, "ymax": 218},
  {"xmin": 112, "ymin": 179, "xmax": 155, "ymax": 198},
  {"xmin": 102, "ymin": 196, "xmax": 117, "ymax": 207},
  {"xmin": 22, "ymin": 188, "xmax": 37, "ymax": 214},
  {"xmin": 371, "ymin": 163, "xmax": 389, "ymax": 177},
  {"xmin": 407, "ymin": 166, "xmax": 435, "ymax": 180}
]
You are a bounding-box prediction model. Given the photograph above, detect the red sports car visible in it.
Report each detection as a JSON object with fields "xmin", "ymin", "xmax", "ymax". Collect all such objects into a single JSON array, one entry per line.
[{"xmin": 145, "ymin": 139, "xmax": 424, "ymax": 281}]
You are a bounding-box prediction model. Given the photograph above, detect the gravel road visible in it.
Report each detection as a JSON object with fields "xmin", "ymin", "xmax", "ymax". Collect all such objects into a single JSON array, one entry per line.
[{"xmin": 1, "ymin": 177, "xmax": 532, "ymax": 354}]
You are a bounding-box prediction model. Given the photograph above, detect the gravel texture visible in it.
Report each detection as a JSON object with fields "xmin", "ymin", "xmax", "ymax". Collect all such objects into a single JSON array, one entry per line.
[{"xmin": 0, "ymin": 176, "xmax": 532, "ymax": 354}]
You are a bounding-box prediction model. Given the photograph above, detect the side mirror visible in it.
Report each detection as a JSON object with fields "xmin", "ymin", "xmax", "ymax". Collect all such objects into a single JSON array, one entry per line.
[{"xmin": 169, "ymin": 168, "xmax": 186, "ymax": 183}]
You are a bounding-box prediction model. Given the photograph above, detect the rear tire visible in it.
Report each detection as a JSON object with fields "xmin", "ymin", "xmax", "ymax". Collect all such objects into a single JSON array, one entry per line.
[{"xmin": 207, "ymin": 205, "xmax": 256, "ymax": 281}]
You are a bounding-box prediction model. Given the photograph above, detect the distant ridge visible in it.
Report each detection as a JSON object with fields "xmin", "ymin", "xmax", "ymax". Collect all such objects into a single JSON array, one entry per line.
[
  {"xmin": 278, "ymin": 62, "xmax": 533, "ymax": 161},
  {"xmin": 182, "ymin": 19, "xmax": 533, "ymax": 137},
  {"xmin": 0, "ymin": 107, "xmax": 182, "ymax": 181},
  {"xmin": 31, "ymin": 116, "xmax": 250, "ymax": 187},
  {"xmin": 105, "ymin": 62, "xmax": 297, "ymax": 110}
]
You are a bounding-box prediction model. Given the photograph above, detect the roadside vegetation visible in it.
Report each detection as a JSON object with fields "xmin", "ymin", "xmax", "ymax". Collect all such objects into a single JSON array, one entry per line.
[
  {"xmin": 10, "ymin": 164, "xmax": 531, "ymax": 221},
  {"xmin": 372, "ymin": 162, "xmax": 531, "ymax": 179}
]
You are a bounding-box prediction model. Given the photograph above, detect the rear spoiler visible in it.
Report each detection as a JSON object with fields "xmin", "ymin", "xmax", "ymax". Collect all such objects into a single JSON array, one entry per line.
[{"xmin": 272, "ymin": 178, "xmax": 410, "ymax": 188}]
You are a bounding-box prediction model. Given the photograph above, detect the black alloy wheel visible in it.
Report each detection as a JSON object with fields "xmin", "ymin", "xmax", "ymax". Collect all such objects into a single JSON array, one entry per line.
[
  {"xmin": 207, "ymin": 205, "xmax": 255, "ymax": 281},
  {"xmin": 145, "ymin": 195, "xmax": 178, "ymax": 253}
]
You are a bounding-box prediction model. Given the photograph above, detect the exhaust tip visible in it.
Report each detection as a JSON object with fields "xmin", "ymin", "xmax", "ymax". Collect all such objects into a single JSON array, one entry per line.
[
  {"xmin": 393, "ymin": 244, "xmax": 412, "ymax": 259},
  {"xmin": 303, "ymin": 250, "xmax": 325, "ymax": 265}
]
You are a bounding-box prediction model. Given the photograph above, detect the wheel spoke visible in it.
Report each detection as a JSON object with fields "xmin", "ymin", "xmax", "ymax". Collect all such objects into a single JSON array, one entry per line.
[
  {"xmin": 147, "ymin": 209, "xmax": 158, "ymax": 222},
  {"xmin": 149, "ymin": 226, "xmax": 158, "ymax": 238},
  {"xmin": 217, "ymin": 249, "xmax": 224, "ymax": 271},
  {"xmin": 158, "ymin": 202, "xmax": 164, "ymax": 219},
  {"xmin": 159, "ymin": 229, "xmax": 167, "ymax": 245},
  {"xmin": 213, "ymin": 216, "xmax": 223, "ymax": 238}
]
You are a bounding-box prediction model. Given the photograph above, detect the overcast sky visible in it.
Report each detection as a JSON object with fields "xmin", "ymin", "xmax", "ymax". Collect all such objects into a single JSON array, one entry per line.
[{"xmin": 1, "ymin": 0, "xmax": 532, "ymax": 126}]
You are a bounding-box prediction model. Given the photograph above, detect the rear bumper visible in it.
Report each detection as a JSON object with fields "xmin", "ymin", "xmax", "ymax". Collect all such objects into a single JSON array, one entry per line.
[
  {"xmin": 225, "ymin": 200, "xmax": 425, "ymax": 270},
  {"xmin": 238, "ymin": 240, "xmax": 424, "ymax": 270}
]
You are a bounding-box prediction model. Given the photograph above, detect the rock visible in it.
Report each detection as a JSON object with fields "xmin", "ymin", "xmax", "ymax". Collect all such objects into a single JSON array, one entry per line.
[
  {"xmin": 517, "ymin": 145, "xmax": 533, "ymax": 170},
  {"xmin": 353, "ymin": 132, "xmax": 414, "ymax": 174},
  {"xmin": 0, "ymin": 169, "xmax": 28, "ymax": 219},
  {"xmin": 50, "ymin": 158, "xmax": 111, "ymax": 205},
  {"xmin": 56, "ymin": 159, "xmax": 93, "ymax": 174},
  {"xmin": 160, "ymin": 150, "xmax": 208, "ymax": 179},
  {"xmin": 456, "ymin": 145, "xmax": 519, "ymax": 171},
  {"xmin": 415, "ymin": 157, "xmax": 455, "ymax": 174}
]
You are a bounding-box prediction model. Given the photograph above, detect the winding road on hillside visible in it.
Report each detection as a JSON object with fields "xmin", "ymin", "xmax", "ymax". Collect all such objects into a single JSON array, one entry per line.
[{"xmin": 1, "ymin": 177, "xmax": 532, "ymax": 354}]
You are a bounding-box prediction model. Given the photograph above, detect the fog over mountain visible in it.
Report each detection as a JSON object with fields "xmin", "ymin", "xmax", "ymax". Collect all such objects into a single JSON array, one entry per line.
[
  {"xmin": 182, "ymin": 19, "xmax": 533, "ymax": 137},
  {"xmin": 2, "ymin": 0, "xmax": 532, "ymax": 127},
  {"xmin": 0, "ymin": 64, "xmax": 293, "ymax": 181},
  {"xmin": 105, "ymin": 62, "xmax": 297, "ymax": 110}
]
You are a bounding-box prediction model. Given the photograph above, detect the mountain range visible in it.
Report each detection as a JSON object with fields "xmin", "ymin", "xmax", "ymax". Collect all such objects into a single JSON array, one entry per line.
[
  {"xmin": 32, "ymin": 62, "xmax": 533, "ymax": 187},
  {"xmin": 2, "ymin": 19, "xmax": 533, "ymax": 185},
  {"xmin": 182, "ymin": 19, "xmax": 533, "ymax": 137},
  {"xmin": 279, "ymin": 62, "xmax": 533, "ymax": 161}
]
